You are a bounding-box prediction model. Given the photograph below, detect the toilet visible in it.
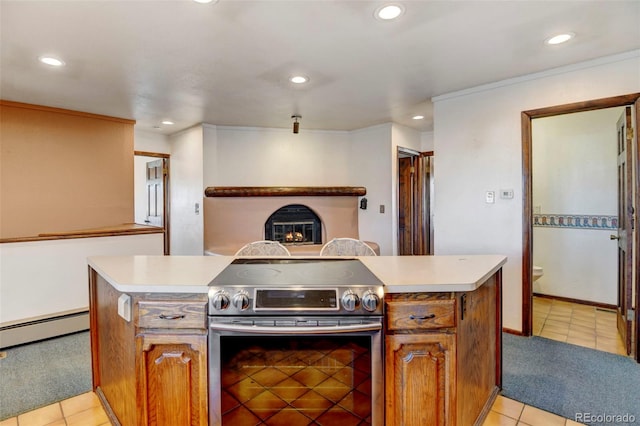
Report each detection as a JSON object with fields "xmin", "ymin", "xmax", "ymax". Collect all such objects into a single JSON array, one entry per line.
[{"xmin": 533, "ymin": 265, "xmax": 544, "ymax": 282}]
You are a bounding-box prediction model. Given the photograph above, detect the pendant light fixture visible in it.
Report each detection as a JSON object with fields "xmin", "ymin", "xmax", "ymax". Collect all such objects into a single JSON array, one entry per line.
[{"xmin": 291, "ymin": 115, "xmax": 301, "ymax": 134}]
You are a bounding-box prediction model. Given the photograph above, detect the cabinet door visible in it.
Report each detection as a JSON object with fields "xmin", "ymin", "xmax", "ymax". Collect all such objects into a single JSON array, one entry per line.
[
  {"xmin": 385, "ymin": 333, "xmax": 456, "ymax": 426},
  {"xmin": 136, "ymin": 333, "xmax": 208, "ymax": 426}
]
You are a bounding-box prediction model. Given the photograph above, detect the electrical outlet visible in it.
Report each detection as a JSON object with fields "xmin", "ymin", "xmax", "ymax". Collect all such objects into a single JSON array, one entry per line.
[{"xmin": 117, "ymin": 294, "xmax": 132, "ymax": 322}]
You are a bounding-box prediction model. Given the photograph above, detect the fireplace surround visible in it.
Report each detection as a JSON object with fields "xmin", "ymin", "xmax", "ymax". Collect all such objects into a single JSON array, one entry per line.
[{"xmin": 203, "ymin": 186, "xmax": 378, "ymax": 255}]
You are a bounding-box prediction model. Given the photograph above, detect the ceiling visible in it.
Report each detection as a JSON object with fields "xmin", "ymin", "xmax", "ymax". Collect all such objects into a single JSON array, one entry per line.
[{"xmin": 2, "ymin": 1, "xmax": 639, "ymax": 135}]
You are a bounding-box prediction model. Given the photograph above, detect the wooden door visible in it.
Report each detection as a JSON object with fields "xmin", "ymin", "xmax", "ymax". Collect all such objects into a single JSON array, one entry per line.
[
  {"xmin": 398, "ymin": 156, "xmax": 413, "ymax": 254},
  {"xmin": 616, "ymin": 106, "xmax": 633, "ymax": 355},
  {"xmin": 397, "ymin": 151, "xmax": 433, "ymax": 255},
  {"xmin": 146, "ymin": 159, "xmax": 164, "ymax": 227},
  {"xmin": 414, "ymin": 153, "xmax": 433, "ymax": 255}
]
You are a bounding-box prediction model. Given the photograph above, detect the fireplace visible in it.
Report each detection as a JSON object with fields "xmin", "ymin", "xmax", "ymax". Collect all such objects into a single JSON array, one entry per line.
[
  {"xmin": 203, "ymin": 187, "xmax": 369, "ymax": 255},
  {"xmin": 264, "ymin": 204, "xmax": 322, "ymax": 245}
]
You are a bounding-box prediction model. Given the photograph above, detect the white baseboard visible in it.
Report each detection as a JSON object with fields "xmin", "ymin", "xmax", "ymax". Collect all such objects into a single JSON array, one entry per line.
[{"xmin": 0, "ymin": 310, "xmax": 89, "ymax": 349}]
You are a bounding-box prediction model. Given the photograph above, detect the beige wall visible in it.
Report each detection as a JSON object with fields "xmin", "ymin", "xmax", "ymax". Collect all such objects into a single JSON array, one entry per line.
[
  {"xmin": 204, "ymin": 196, "xmax": 359, "ymax": 254},
  {"xmin": 0, "ymin": 101, "xmax": 135, "ymax": 239}
]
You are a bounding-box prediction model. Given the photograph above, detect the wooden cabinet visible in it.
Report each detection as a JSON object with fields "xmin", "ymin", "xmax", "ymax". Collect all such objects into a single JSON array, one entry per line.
[
  {"xmin": 89, "ymin": 270, "xmax": 208, "ymax": 426},
  {"xmin": 136, "ymin": 333, "xmax": 207, "ymax": 426},
  {"xmin": 385, "ymin": 293, "xmax": 457, "ymax": 426},
  {"xmin": 135, "ymin": 298, "xmax": 208, "ymax": 426},
  {"xmin": 384, "ymin": 271, "xmax": 501, "ymax": 426},
  {"xmin": 90, "ymin": 262, "xmax": 502, "ymax": 426},
  {"xmin": 386, "ymin": 332, "xmax": 456, "ymax": 426}
]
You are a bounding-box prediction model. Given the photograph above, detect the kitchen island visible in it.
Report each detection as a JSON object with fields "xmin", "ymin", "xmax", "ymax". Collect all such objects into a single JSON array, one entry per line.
[{"xmin": 88, "ymin": 254, "xmax": 505, "ymax": 426}]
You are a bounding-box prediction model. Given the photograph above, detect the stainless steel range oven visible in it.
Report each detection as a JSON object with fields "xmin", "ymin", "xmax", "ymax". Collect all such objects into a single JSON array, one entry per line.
[{"xmin": 207, "ymin": 258, "xmax": 384, "ymax": 426}]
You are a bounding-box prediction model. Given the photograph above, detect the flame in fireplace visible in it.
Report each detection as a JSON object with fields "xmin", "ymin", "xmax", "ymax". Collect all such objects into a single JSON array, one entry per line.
[{"xmin": 285, "ymin": 232, "xmax": 305, "ymax": 242}]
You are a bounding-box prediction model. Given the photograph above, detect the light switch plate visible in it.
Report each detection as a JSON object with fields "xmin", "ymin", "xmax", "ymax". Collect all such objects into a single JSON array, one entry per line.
[
  {"xmin": 117, "ymin": 294, "xmax": 132, "ymax": 322},
  {"xmin": 485, "ymin": 191, "xmax": 495, "ymax": 204}
]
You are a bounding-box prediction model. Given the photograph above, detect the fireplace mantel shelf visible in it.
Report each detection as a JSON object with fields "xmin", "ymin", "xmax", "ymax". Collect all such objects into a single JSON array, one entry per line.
[{"xmin": 204, "ymin": 186, "xmax": 366, "ymax": 197}]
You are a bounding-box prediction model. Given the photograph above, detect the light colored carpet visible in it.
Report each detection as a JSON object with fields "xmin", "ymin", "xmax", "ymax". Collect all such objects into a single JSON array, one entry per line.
[{"xmin": 0, "ymin": 331, "xmax": 91, "ymax": 419}]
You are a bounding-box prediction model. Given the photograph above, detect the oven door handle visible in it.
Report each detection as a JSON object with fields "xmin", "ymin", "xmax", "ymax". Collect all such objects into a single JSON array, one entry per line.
[{"xmin": 209, "ymin": 322, "xmax": 382, "ymax": 334}]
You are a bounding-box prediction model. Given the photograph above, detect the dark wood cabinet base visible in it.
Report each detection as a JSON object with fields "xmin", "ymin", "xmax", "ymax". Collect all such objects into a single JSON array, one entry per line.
[{"xmin": 90, "ymin": 267, "xmax": 501, "ymax": 426}]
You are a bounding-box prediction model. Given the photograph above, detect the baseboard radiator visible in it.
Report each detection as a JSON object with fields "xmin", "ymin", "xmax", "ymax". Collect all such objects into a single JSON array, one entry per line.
[{"xmin": 0, "ymin": 309, "xmax": 89, "ymax": 349}]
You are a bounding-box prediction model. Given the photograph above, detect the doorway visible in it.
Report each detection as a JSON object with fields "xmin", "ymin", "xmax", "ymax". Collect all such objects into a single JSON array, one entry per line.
[
  {"xmin": 397, "ymin": 148, "xmax": 433, "ymax": 255},
  {"xmin": 521, "ymin": 93, "xmax": 640, "ymax": 362},
  {"xmin": 134, "ymin": 151, "xmax": 170, "ymax": 255},
  {"xmin": 531, "ymin": 107, "xmax": 625, "ymax": 354}
]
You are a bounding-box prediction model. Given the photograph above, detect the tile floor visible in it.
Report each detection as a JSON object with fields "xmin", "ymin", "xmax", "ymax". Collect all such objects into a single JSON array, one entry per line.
[
  {"xmin": 482, "ymin": 395, "xmax": 584, "ymax": 426},
  {"xmin": 0, "ymin": 391, "xmax": 109, "ymax": 426},
  {"xmin": 532, "ymin": 296, "xmax": 626, "ymax": 356},
  {"xmin": 0, "ymin": 391, "xmax": 582, "ymax": 426},
  {"xmin": 1, "ymin": 297, "xmax": 624, "ymax": 426}
]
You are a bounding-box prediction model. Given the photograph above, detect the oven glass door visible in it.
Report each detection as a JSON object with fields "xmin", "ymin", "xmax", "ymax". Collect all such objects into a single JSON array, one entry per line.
[{"xmin": 209, "ymin": 322, "xmax": 382, "ymax": 426}]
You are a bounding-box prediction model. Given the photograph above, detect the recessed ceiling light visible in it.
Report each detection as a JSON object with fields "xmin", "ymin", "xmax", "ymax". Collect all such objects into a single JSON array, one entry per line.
[
  {"xmin": 192, "ymin": 0, "xmax": 218, "ymax": 3},
  {"xmin": 290, "ymin": 75, "xmax": 309, "ymax": 84},
  {"xmin": 375, "ymin": 4, "xmax": 404, "ymax": 20},
  {"xmin": 545, "ymin": 33, "xmax": 574, "ymax": 45},
  {"xmin": 39, "ymin": 56, "xmax": 65, "ymax": 67},
  {"xmin": 412, "ymin": 115, "xmax": 424, "ymax": 120},
  {"xmin": 161, "ymin": 120, "xmax": 174, "ymax": 125}
]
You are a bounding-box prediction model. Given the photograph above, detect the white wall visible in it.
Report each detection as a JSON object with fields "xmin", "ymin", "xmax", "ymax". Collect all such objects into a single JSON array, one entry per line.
[
  {"xmin": 433, "ymin": 50, "xmax": 640, "ymax": 331},
  {"xmin": 202, "ymin": 124, "xmax": 399, "ymax": 254},
  {"xmin": 206, "ymin": 126, "xmax": 351, "ymax": 186},
  {"xmin": 0, "ymin": 234, "xmax": 163, "ymax": 325},
  {"xmin": 134, "ymin": 129, "xmax": 170, "ymax": 153},
  {"xmin": 202, "ymin": 124, "xmax": 218, "ymax": 186},
  {"xmin": 421, "ymin": 131, "xmax": 434, "ymax": 152},
  {"xmin": 532, "ymin": 108, "xmax": 621, "ymax": 304},
  {"xmin": 169, "ymin": 125, "xmax": 204, "ymax": 255},
  {"xmin": 350, "ymin": 124, "xmax": 394, "ymax": 254}
]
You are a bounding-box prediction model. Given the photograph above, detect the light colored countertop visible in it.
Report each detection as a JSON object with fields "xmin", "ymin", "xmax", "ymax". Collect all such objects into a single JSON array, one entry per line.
[
  {"xmin": 88, "ymin": 254, "xmax": 507, "ymax": 294},
  {"xmin": 361, "ymin": 255, "xmax": 506, "ymax": 292}
]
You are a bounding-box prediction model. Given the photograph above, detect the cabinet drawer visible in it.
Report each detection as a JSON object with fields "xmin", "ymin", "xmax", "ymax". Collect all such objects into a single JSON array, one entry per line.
[
  {"xmin": 386, "ymin": 299, "xmax": 455, "ymax": 331},
  {"xmin": 137, "ymin": 301, "xmax": 207, "ymax": 329}
]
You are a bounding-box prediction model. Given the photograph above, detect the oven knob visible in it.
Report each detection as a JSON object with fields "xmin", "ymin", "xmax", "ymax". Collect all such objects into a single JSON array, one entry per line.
[
  {"xmin": 361, "ymin": 290, "xmax": 380, "ymax": 312},
  {"xmin": 341, "ymin": 290, "xmax": 360, "ymax": 311},
  {"xmin": 232, "ymin": 291, "xmax": 250, "ymax": 311},
  {"xmin": 211, "ymin": 291, "xmax": 230, "ymax": 311}
]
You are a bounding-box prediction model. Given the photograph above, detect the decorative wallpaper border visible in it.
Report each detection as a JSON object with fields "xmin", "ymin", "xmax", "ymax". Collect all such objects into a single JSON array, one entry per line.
[{"xmin": 533, "ymin": 214, "xmax": 618, "ymax": 230}]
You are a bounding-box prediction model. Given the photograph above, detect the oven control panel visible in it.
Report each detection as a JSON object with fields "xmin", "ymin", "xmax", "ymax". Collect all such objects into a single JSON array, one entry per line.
[{"xmin": 208, "ymin": 286, "xmax": 383, "ymax": 316}]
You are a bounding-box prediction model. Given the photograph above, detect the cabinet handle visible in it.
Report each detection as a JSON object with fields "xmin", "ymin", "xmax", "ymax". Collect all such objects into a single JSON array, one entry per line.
[
  {"xmin": 159, "ymin": 314, "xmax": 185, "ymax": 320},
  {"xmin": 409, "ymin": 314, "xmax": 436, "ymax": 321}
]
